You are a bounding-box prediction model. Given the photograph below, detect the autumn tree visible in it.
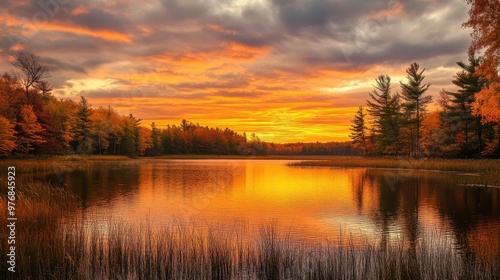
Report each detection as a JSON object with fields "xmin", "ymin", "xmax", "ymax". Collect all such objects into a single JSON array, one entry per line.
[
  {"xmin": 366, "ymin": 75, "xmax": 401, "ymax": 155},
  {"xmin": 97, "ymin": 106, "xmax": 124, "ymax": 155},
  {"xmin": 249, "ymin": 133, "xmax": 268, "ymax": 155},
  {"xmin": 464, "ymin": 0, "xmax": 500, "ymax": 122},
  {"xmin": 31, "ymin": 88, "xmax": 61, "ymax": 154},
  {"xmin": 349, "ymin": 106, "xmax": 368, "ymax": 154},
  {"xmin": 0, "ymin": 116, "xmax": 16, "ymax": 156},
  {"xmin": 120, "ymin": 114, "xmax": 141, "ymax": 157},
  {"xmin": 15, "ymin": 105, "xmax": 46, "ymax": 154},
  {"xmin": 420, "ymin": 111, "xmax": 446, "ymax": 156},
  {"xmin": 138, "ymin": 126, "xmax": 152, "ymax": 155},
  {"xmin": 399, "ymin": 63, "xmax": 432, "ymax": 157},
  {"xmin": 0, "ymin": 72, "xmax": 25, "ymax": 121},
  {"xmin": 45, "ymin": 98, "xmax": 78, "ymax": 151},
  {"xmin": 11, "ymin": 51, "xmax": 50, "ymax": 105},
  {"xmin": 90, "ymin": 106, "xmax": 116, "ymax": 155}
]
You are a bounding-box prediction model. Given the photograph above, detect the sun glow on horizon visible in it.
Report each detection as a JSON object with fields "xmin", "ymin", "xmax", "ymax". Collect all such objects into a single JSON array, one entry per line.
[{"xmin": 1, "ymin": 0, "xmax": 472, "ymax": 143}]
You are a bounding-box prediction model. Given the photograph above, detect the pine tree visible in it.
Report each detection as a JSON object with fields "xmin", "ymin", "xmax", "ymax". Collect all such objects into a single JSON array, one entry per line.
[
  {"xmin": 444, "ymin": 52, "xmax": 487, "ymax": 157},
  {"xmin": 150, "ymin": 122, "xmax": 162, "ymax": 156},
  {"xmin": 72, "ymin": 96, "xmax": 94, "ymax": 154},
  {"xmin": 349, "ymin": 106, "xmax": 368, "ymax": 154},
  {"xmin": 400, "ymin": 63, "xmax": 432, "ymax": 157},
  {"xmin": 120, "ymin": 114, "xmax": 141, "ymax": 157},
  {"xmin": 366, "ymin": 75, "xmax": 400, "ymax": 155}
]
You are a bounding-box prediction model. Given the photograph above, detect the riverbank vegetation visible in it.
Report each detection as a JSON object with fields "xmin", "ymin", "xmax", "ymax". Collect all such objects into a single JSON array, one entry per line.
[
  {"xmin": 349, "ymin": 0, "xmax": 500, "ymax": 159},
  {"xmin": 291, "ymin": 157, "xmax": 500, "ymax": 186},
  {"xmin": 1, "ymin": 182, "xmax": 499, "ymax": 279},
  {"xmin": 349, "ymin": 56, "xmax": 500, "ymax": 159}
]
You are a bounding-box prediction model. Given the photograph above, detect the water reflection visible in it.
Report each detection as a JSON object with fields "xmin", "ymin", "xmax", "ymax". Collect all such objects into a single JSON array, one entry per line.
[{"xmin": 35, "ymin": 159, "xmax": 500, "ymax": 260}]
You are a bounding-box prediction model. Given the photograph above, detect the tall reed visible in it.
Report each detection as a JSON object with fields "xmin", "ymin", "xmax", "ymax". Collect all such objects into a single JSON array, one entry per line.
[{"xmin": 1, "ymin": 183, "xmax": 499, "ymax": 279}]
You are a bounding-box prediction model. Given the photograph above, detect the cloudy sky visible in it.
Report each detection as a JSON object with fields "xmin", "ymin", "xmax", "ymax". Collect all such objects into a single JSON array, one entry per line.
[{"xmin": 0, "ymin": 0, "xmax": 473, "ymax": 142}]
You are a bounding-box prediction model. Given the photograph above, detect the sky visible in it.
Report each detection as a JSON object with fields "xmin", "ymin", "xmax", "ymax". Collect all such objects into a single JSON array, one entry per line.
[{"xmin": 0, "ymin": 0, "xmax": 474, "ymax": 143}]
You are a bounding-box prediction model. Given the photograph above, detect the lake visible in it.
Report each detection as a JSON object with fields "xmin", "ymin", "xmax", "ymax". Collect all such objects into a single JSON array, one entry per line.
[{"xmin": 38, "ymin": 159, "xmax": 500, "ymax": 259}]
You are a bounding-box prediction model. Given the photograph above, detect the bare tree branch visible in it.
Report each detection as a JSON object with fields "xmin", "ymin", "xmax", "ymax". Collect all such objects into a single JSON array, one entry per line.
[{"xmin": 11, "ymin": 51, "xmax": 50, "ymax": 104}]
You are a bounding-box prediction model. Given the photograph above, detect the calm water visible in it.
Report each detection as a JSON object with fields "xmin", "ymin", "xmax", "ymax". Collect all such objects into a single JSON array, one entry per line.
[{"xmin": 40, "ymin": 159, "xmax": 500, "ymax": 257}]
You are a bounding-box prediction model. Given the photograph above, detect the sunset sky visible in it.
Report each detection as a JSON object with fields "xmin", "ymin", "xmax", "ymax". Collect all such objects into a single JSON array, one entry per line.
[{"xmin": 0, "ymin": 0, "xmax": 473, "ymax": 142}]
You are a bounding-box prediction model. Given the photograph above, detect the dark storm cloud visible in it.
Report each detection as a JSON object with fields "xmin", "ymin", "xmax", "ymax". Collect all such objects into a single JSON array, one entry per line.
[
  {"xmin": 158, "ymin": 0, "xmax": 211, "ymax": 22},
  {"xmin": 243, "ymin": 0, "xmax": 471, "ymax": 73},
  {"xmin": 40, "ymin": 56, "xmax": 87, "ymax": 74},
  {"xmin": 4, "ymin": 1, "xmax": 131, "ymax": 33},
  {"xmin": 69, "ymin": 8, "xmax": 132, "ymax": 33},
  {"xmin": 295, "ymin": 37, "xmax": 471, "ymax": 70},
  {"xmin": 269, "ymin": 0, "xmax": 405, "ymax": 31}
]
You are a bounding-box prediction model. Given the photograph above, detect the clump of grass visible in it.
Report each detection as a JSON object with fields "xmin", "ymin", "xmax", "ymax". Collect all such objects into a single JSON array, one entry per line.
[
  {"xmin": 0, "ymin": 155, "xmax": 133, "ymax": 175},
  {"xmin": 0, "ymin": 182, "xmax": 78, "ymax": 233}
]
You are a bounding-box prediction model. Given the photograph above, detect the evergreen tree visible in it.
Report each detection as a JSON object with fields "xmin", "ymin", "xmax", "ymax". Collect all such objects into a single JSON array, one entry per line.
[
  {"xmin": 349, "ymin": 106, "xmax": 368, "ymax": 154},
  {"xmin": 400, "ymin": 63, "xmax": 432, "ymax": 157},
  {"xmin": 444, "ymin": 53, "xmax": 487, "ymax": 157},
  {"xmin": 120, "ymin": 114, "xmax": 141, "ymax": 157},
  {"xmin": 150, "ymin": 122, "xmax": 162, "ymax": 156},
  {"xmin": 72, "ymin": 96, "xmax": 94, "ymax": 154},
  {"xmin": 366, "ymin": 75, "xmax": 400, "ymax": 155}
]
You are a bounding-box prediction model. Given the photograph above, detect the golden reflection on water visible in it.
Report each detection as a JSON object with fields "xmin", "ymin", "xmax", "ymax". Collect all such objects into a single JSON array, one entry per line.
[{"xmin": 55, "ymin": 159, "xmax": 500, "ymax": 257}]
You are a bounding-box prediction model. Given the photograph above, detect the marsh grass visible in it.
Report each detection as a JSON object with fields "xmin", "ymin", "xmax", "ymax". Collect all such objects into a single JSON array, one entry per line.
[
  {"xmin": 1, "ymin": 218, "xmax": 499, "ymax": 279},
  {"xmin": 290, "ymin": 157, "xmax": 500, "ymax": 186},
  {"xmin": 1, "ymin": 182, "xmax": 499, "ymax": 279},
  {"xmin": 0, "ymin": 155, "xmax": 132, "ymax": 175}
]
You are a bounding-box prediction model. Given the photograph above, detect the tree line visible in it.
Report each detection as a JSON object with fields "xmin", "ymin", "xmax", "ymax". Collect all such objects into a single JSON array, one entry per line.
[
  {"xmin": 349, "ymin": 54, "xmax": 500, "ymax": 158},
  {"xmin": 0, "ymin": 52, "xmax": 360, "ymax": 157},
  {"xmin": 349, "ymin": 1, "xmax": 500, "ymax": 158}
]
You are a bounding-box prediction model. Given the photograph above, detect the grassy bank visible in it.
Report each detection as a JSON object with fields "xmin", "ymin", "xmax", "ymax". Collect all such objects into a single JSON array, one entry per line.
[
  {"xmin": 1, "ymin": 182, "xmax": 499, "ymax": 279},
  {"xmin": 291, "ymin": 157, "xmax": 500, "ymax": 186},
  {"xmin": 0, "ymin": 155, "xmax": 334, "ymax": 173}
]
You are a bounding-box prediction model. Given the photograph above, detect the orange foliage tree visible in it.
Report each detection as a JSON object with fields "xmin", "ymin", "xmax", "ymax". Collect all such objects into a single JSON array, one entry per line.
[
  {"xmin": 16, "ymin": 105, "xmax": 46, "ymax": 154},
  {"xmin": 463, "ymin": 0, "xmax": 500, "ymax": 122},
  {"xmin": 0, "ymin": 116, "xmax": 16, "ymax": 156}
]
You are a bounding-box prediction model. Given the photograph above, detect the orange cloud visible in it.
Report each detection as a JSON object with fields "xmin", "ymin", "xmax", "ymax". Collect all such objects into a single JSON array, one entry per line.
[
  {"xmin": 206, "ymin": 24, "xmax": 238, "ymax": 35},
  {"xmin": 71, "ymin": 6, "xmax": 90, "ymax": 16},
  {"xmin": 0, "ymin": 14, "xmax": 130, "ymax": 43},
  {"xmin": 10, "ymin": 43, "xmax": 25, "ymax": 51},
  {"xmin": 367, "ymin": 2, "xmax": 405, "ymax": 20},
  {"xmin": 43, "ymin": 22, "xmax": 131, "ymax": 43}
]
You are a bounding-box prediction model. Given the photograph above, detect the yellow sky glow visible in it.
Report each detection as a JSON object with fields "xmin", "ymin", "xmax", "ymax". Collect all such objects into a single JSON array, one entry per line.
[{"xmin": 0, "ymin": 0, "xmax": 472, "ymax": 143}]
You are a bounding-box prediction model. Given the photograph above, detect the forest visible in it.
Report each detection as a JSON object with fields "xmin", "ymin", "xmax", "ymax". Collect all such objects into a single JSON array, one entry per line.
[
  {"xmin": 0, "ymin": 50, "xmax": 498, "ymax": 158},
  {"xmin": 0, "ymin": 54, "xmax": 357, "ymax": 157},
  {"xmin": 348, "ymin": 0, "xmax": 500, "ymax": 158},
  {"xmin": 349, "ymin": 55, "xmax": 500, "ymax": 158}
]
